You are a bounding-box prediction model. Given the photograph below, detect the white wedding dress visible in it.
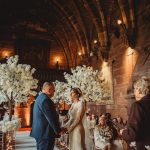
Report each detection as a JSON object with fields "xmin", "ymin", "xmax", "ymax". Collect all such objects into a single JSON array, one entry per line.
[{"xmin": 63, "ymin": 100, "xmax": 91, "ymax": 150}]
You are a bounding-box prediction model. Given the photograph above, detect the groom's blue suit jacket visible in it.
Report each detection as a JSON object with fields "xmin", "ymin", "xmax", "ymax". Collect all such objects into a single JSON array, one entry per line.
[{"xmin": 30, "ymin": 93, "xmax": 61, "ymax": 140}]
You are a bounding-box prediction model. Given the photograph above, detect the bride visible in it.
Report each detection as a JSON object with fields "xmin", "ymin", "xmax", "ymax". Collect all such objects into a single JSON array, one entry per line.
[{"xmin": 63, "ymin": 88, "xmax": 90, "ymax": 150}]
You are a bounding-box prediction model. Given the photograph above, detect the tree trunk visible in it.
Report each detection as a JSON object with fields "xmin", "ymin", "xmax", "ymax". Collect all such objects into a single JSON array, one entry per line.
[
  {"xmin": 8, "ymin": 99, "xmax": 13, "ymax": 121},
  {"xmin": 3, "ymin": 92, "xmax": 14, "ymax": 121}
]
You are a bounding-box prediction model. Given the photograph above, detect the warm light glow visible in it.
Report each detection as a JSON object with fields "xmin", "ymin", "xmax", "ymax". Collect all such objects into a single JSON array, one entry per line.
[
  {"xmin": 122, "ymin": 47, "xmax": 138, "ymax": 84},
  {"xmin": 93, "ymin": 40, "xmax": 98, "ymax": 44},
  {"xmin": 15, "ymin": 106, "xmax": 30, "ymax": 127},
  {"xmin": 1, "ymin": 48, "xmax": 14, "ymax": 59},
  {"xmin": 90, "ymin": 51, "xmax": 93, "ymax": 57},
  {"xmin": 102, "ymin": 61, "xmax": 108, "ymax": 67},
  {"xmin": 3, "ymin": 51, "xmax": 9, "ymax": 57},
  {"xmin": 24, "ymin": 108, "xmax": 30, "ymax": 126},
  {"xmin": 78, "ymin": 52, "xmax": 82, "ymax": 56},
  {"xmin": 55, "ymin": 57, "xmax": 60, "ymax": 63},
  {"xmin": 127, "ymin": 47, "xmax": 134, "ymax": 56},
  {"xmin": 117, "ymin": 19, "xmax": 122, "ymax": 25},
  {"xmin": 101, "ymin": 61, "xmax": 112, "ymax": 88}
]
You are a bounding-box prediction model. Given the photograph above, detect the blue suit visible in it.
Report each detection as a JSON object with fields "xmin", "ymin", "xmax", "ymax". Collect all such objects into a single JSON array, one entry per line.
[{"xmin": 30, "ymin": 93, "xmax": 61, "ymax": 150}]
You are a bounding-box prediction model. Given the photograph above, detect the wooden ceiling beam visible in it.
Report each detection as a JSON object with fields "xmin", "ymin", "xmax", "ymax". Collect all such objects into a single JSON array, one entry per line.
[
  {"xmin": 51, "ymin": 0, "xmax": 85, "ymax": 55},
  {"xmin": 94, "ymin": 0, "xmax": 109, "ymax": 47},
  {"xmin": 118, "ymin": 0, "xmax": 129, "ymax": 28},
  {"xmin": 82, "ymin": 0, "xmax": 103, "ymax": 46},
  {"xmin": 53, "ymin": 32, "xmax": 70, "ymax": 69},
  {"xmin": 58, "ymin": 28, "xmax": 75, "ymax": 67},
  {"xmin": 47, "ymin": 3, "xmax": 80, "ymax": 66},
  {"xmin": 72, "ymin": 0, "xmax": 90, "ymax": 54}
]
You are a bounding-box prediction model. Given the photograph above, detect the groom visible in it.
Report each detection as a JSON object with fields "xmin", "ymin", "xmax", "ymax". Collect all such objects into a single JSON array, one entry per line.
[{"xmin": 30, "ymin": 82, "xmax": 62, "ymax": 150}]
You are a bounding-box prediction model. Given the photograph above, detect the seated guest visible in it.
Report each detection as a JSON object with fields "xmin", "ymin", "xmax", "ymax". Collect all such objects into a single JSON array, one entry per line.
[
  {"xmin": 112, "ymin": 117, "xmax": 125, "ymax": 133},
  {"xmin": 120, "ymin": 76, "xmax": 150, "ymax": 150},
  {"xmin": 91, "ymin": 114, "xmax": 96, "ymax": 128},
  {"xmin": 86, "ymin": 108, "xmax": 91, "ymax": 116},
  {"xmin": 95, "ymin": 115, "xmax": 99, "ymax": 125},
  {"xmin": 105, "ymin": 113, "xmax": 118, "ymax": 140},
  {"xmin": 86, "ymin": 115, "xmax": 92, "ymax": 130},
  {"xmin": 105, "ymin": 113, "xmax": 112, "ymax": 126},
  {"xmin": 90, "ymin": 114, "xmax": 97, "ymax": 141},
  {"xmin": 94, "ymin": 115, "xmax": 113, "ymax": 150},
  {"xmin": 117, "ymin": 117, "xmax": 125, "ymax": 127}
]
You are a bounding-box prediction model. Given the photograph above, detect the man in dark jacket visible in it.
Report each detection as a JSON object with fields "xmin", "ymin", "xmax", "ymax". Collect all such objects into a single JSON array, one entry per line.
[
  {"xmin": 120, "ymin": 76, "xmax": 150, "ymax": 150},
  {"xmin": 30, "ymin": 82, "xmax": 62, "ymax": 150}
]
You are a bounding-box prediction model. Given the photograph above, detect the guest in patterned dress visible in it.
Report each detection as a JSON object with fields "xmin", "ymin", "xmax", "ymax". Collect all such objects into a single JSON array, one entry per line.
[{"xmin": 94, "ymin": 114, "xmax": 113, "ymax": 150}]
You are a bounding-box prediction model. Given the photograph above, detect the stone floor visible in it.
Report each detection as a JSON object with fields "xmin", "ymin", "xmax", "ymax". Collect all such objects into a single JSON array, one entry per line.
[
  {"xmin": 16, "ymin": 131, "xmax": 36, "ymax": 150},
  {"xmin": 16, "ymin": 131, "xmax": 67, "ymax": 150},
  {"xmin": 0, "ymin": 129, "xmax": 123, "ymax": 150}
]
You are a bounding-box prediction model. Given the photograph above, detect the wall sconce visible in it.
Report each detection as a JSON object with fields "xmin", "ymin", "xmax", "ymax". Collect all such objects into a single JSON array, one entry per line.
[
  {"xmin": 55, "ymin": 59, "xmax": 60, "ymax": 69},
  {"xmin": 89, "ymin": 39, "xmax": 99, "ymax": 60},
  {"xmin": 1, "ymin": 49, "xmax": 14, "ymax": 59},
  {"xmin": 89, "ymin": 51, "xmax": 94, "ymax": 57},
  {"xmin": 78, "ymin": 52, "xmax": 85, "ymax": 60},
  {"xmin": 78, "ymin": 52, "xmax": 82, "ymax": 56},
  {"xmin": 90, "ymin": 40, "xmax": 109, "ymax": 62},
  {"xmin": 93, "ymin": 40, "xmax": 98, "ymax": 44},
  {"xmin": 117, "ymin": 19, "xmax": 135, "ymax": 48}
]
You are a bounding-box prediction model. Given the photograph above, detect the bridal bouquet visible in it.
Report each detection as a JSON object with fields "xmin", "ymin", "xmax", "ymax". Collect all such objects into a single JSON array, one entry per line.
[
  {"xmin": 53, "ymin": 65, "xmax": 111, "ymax": 103},
  {"xmin": 0, "ymin": 55, "xmax": 38, "ymax": 131}
]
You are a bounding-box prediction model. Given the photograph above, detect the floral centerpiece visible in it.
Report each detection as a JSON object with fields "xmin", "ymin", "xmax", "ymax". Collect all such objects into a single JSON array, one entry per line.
[
  {"xmin": 0, "ymin": 55, "xmax": 38, "ymax": 132},
  {"xmin": 52, "ymin": 65, "xmax": 111, "ymax": 103},
  {"xmin": 130, "ymin": 141, "xmax": 150, "ymax": 150}
]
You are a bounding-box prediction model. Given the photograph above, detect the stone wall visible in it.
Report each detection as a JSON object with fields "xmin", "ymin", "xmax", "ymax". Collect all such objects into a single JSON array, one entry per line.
[{"xmin": 88, "ymin": 3, "xmax": 150, "ymax": 121}]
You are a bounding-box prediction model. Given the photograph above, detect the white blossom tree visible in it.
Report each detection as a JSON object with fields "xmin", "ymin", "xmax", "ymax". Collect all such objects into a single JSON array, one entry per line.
[
  {"xmin": 0, "ymin": 55, "xmax": 38, "ymax": 121},
  {"xmin": 52, "ymin": 65, "xmax": 111, "ymax": 103},
  {"xmin": 52, "ymin": 80, "xmax": 72, "ymax": 104}
]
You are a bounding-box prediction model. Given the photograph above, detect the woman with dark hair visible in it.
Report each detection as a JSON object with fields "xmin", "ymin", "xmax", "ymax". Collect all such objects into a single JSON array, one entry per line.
[{"xmin": 63, "ymin": 88, "xmax": 90, "ymax": 150}]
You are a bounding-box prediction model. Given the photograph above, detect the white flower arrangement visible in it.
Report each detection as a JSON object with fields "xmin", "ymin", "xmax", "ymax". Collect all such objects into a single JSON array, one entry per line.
[
  {"xmin": 52, "ymin": 65, "xmax": 111, "ymax": 103},
  {"xmin": 0, "ymin": 113, "xmax": 21, "ymax": 133},
  {"xmin": 0, "ymin": 55, "xmax": 38, "ymax": 104},
  {"xmin": 145, "ymin": 145, "xmax": 150, "ymax": 150},
  {"xmin": 130, "ymin": 141, "xmax": 150, "ymax": 150},
  {"xmin": 0, "ymin": 55, "xmax": 38, "ymax": 131},
  {"xmin": 130, "ymin": 141, "xmax": 137, "ymax": 149},
  {"xmin": 52, "ymin": 80, "xmax": 72, "ymax": 104}
]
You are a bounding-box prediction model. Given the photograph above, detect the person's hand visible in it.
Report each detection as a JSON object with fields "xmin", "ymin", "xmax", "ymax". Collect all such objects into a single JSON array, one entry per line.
[
  {"xmin": 65, "ymin": 129, "xmax": 69, "ymax": 134},
  {"xmin": 61, "ymin": 128, "xmax": 68, "ymax": 134},
  {"xmin": 56, "ymin": 128, "xmax": 65, "ymax": 138},
  {"xmin": 60, "ymin": 128, "xmax": 66, "ymax": 135},
  {"xmin": 59, "ymin": 130, "xmax": 64, "ymax": 136},
  {"xmin": 120, "ymin": 128, "xmax": 126, "ymax": 135},
  {"xmin": 61, "ymin": 127, "xmax": 69, "ymax": 134}
]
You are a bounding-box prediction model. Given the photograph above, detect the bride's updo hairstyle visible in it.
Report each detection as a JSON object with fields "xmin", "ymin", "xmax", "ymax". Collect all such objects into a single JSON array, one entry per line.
[{"xmin": 71, "ymin": 88, "xmax": 82, "ymax": 98}]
